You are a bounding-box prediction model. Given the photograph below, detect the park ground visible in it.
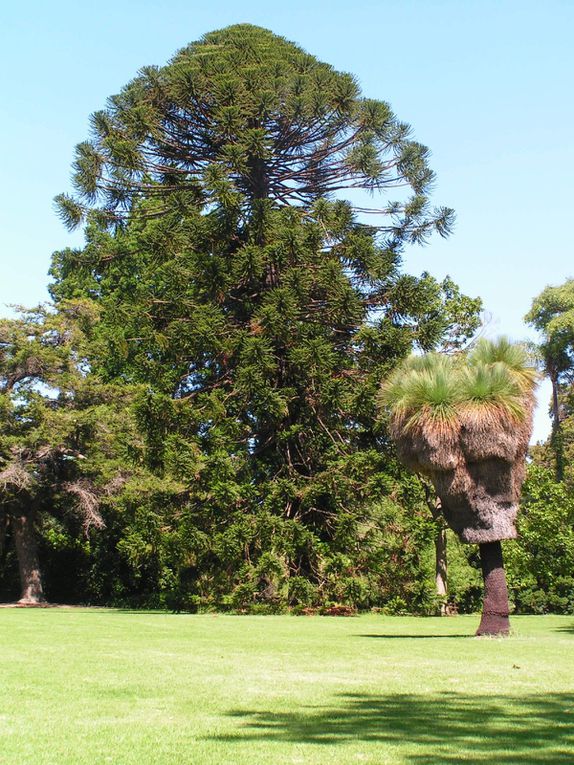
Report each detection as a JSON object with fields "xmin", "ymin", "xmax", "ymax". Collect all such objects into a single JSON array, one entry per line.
[{"xmin": 0, "ymin": 610, "xmax": 573, "ymax": 764}]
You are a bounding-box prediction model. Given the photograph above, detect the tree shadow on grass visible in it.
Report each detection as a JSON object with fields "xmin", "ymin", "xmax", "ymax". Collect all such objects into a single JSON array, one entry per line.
[
  {"xmin": 214, "ymin": 692, "xmax": 574, "ymax": 763},
  {"xmin": 357, "ymin": 633, "xmax": 472, "ymax": 639}
]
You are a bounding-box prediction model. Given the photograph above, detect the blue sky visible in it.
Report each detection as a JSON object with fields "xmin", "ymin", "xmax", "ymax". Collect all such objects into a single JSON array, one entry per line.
[{"xmin": 1, "ymin": 0, "xmax": 572, "ymax": 439}]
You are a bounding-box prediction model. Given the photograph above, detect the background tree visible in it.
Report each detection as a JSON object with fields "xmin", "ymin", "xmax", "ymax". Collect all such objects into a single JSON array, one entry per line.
[
  {"xmin": 525, "ymin": 279, "xmax": 574, "ymax": 481},
  {"xmin": 380, "ymin": 339, "xmax": 538, "ymax": 635},
  {"xmin": 0, "ymin": 304, "xmax": 133, "ymax": 603},
  {"xmin": 504, "ymin": 465, "xmax": 574, "ymax": 613}
]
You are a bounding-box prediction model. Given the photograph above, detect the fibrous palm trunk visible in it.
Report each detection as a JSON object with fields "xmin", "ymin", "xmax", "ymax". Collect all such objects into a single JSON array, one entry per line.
[
  {"xmin": 476, "ymin": 541, "xmax": 510, "ymax": 636},
  {"xmin": 11, "ymin": 512, "xmax": 45, "ymax": 604}
]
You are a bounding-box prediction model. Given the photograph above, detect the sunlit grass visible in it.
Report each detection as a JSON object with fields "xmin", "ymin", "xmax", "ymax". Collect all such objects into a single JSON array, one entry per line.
[{"xmin": 0, "ymin": 610, "xmax": 573, "ymax": 764}]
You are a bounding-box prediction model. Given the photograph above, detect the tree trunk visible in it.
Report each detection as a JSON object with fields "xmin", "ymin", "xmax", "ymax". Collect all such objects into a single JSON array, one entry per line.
[
  {"xmin": 550, "ymin": 370, "xmax": 564, "ymax": 482},
  {"xmin": 435, "ymin": 526, "xmax": 448, "ymax": 614},
  {"xmin": 11, "ymin": 512, "xmax": 45, "ymax": 604},
  {"xmin": 0, "ymin": 513, "xmax": 7, "ymax": 560},
  {"xmin": 424, "ymin": 487, "xmax": 449, "ymax": 614},
  {"xmin": 476, "ymin": 541, "xmax": 510, "ymax": 636}
]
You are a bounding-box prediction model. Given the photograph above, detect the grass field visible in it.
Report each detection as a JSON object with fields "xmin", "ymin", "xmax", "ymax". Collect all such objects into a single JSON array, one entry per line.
[{"xmin": 0, "ymin": 610, "xmax": 573, "ymax": 764}]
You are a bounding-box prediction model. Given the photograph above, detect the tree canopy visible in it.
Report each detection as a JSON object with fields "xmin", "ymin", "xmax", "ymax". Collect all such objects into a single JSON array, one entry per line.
[
  {"xmin": 0, "ymin": 25, "xmax": 500, "ymax": 612},
  {"xmin": 55, "ymin": 24, "xmax": 453, "ymax": 246},
  {"xmin": 1, "ymin": 26, "xmax": 569, "ymax": 616}
]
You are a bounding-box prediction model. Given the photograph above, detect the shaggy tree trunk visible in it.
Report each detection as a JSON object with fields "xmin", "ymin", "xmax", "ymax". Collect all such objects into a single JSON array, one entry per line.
[
  {"xmin": 476, "ymin": 541, "xmax": 510, "ymax": 636},
  {"xmin": 11, "ymin": 513, "xmax": 45, "ymax": 604},
  {"xmin": 435, "ymin": 526, "xmax": 448, "ymax": 614}
]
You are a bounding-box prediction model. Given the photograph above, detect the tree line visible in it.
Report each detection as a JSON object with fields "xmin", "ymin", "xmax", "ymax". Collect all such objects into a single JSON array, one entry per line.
[{"xmin": 1, "ymin": 25, "xmax": 572, "ymax": 614}]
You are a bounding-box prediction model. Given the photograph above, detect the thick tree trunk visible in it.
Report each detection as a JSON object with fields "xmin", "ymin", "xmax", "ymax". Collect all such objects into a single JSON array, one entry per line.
[
  {"xmin": 435, "ymin": 526, "xmax": 448, "ymax": 614},
  {"xmin": 11, "ymin": 513, "xmax": 45, "ymax": 604},
  {"xmin": 476, "ymin": 541, "xmax": 510, "ymax": 636}
]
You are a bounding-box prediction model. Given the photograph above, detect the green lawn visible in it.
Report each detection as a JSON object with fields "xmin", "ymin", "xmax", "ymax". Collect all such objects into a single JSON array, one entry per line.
[{"xmin": 0, "ymin": 611, "xmax": 573, "ymax": 764}]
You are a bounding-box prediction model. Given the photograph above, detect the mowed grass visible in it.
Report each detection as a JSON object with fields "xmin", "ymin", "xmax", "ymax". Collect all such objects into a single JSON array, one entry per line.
[{"xmin": 0, "ymin": 611, "xmax": 573, "ymax": 764}]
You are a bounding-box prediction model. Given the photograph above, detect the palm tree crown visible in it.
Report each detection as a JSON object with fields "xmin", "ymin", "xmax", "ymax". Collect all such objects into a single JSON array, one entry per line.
[{"xmin": 380, "ymin": 338, "xmax": 537, "ymax": 437}]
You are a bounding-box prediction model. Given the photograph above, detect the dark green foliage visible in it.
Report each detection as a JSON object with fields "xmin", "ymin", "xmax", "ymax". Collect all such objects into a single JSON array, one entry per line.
[
  {"xmin": 46, "ymin": 196, "xmax": 480, "ymax": 609},
  {"xmin": 55, "ymin": 24, "xmax": 454, "ymax": 246},
  {"xmin": 526, "ymin": 279, "xmax": 574, "ymax": 480},
  {"xmin": 0, "ymin": 305, "xmax": 146, "ymax": 603},
  {"xmin": 4, "ymin": 26, "xmax": 486, "ymax": 609},
  {"xmin": 505, "ymin": 466, "xmax": 574, "ymax": 614}
]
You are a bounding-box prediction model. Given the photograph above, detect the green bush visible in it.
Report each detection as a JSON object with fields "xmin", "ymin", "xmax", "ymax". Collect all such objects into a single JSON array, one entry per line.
[{"xmin": 506, "ymin": 466, "xmax": 574, "ymax": 614}]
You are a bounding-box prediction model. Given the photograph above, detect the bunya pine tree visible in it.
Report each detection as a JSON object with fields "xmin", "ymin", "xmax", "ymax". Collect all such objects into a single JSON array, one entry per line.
[{"xmin": 48, "ymin": 25, "xmax": 482, "ymax": 610}]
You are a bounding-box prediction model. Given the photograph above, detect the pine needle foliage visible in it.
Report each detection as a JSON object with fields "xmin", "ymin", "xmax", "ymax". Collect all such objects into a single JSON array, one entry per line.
[
  {"xmin": 0, "ymin": 306, "xmax": 143, "ymax": 602},
  {"xmin": 44, "ymin": 26, "xmax": 483, "ymax": 609},
  {"xmin": 55, "ymin": 23, "xmax": 454, "ymax": 246}
]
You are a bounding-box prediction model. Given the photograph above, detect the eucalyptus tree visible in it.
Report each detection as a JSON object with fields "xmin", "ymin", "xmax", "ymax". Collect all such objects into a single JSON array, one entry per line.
[
  {"xmin": 526, "ymin": 279, "xmax": 574, "ymax": 481},
  {"xmin": 380, "ymin": 339, "xmax": 538, "ymax": 635}
]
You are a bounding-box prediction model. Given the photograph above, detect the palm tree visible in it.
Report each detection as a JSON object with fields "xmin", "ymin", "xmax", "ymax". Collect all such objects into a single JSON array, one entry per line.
[{"xmin": 380, "ymin": 338, "xmax": 538, "ymax": 635}]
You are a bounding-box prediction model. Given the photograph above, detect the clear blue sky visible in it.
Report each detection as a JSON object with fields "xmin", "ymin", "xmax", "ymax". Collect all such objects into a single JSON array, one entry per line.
[{"xmin": 1, "ymin": 0, "xmax": 572, "ymax": 439}]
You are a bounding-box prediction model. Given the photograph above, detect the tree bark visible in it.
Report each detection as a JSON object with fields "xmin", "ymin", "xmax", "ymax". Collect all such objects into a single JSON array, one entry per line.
[
  {"xmin": 476, "ymin": 540, "xmax": 510, "ymax": 636},
  {"xmin": 11, "ymin": 512, "xmax": 45, "ymax": 604},
  {"xmin": 0, "ymin": 513, "xmax": 7, "ymax": 560},
  {"xmin": 550, "ymin": 370, "xmax": 564, "ymax": 482},
  {"xmin": 424, "ymin": 487, "xmax": 449, "ymax": 614},
  {"xmin": 435, "ymin": 526, "xmax": 448, "ymax": 614}
]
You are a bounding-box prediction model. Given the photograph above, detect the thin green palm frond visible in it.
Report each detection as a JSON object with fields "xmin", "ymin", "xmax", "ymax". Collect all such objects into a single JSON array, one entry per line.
[
  {"xmin": 399, "ymin": 352, "xmax": 451, "ymax": 375},
  {"xmin": 380, "ymin": 337, "xmax": 536, "ymax": 438},
  {"xmin": 379, "ymin": 354, "xmax": 461, "ymax": 432},
  {"xmin": 459, "ymin": 362, "xmax": 525, "ymax": 421},
  {"xmin": 469, "ymin": 337, "xmax": 538, "ymax": 393}
]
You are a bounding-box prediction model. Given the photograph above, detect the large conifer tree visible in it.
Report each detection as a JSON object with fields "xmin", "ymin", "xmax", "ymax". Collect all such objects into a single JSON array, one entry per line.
[{"xmin": 50, "ymin": 25, "xmax": 481, "ymax": 609}]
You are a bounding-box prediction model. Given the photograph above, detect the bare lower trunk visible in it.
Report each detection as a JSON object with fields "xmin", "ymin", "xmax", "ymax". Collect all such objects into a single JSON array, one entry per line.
[
  {"xmin": 435, "ymin": 526, "xmax": 448, "ymax": 614},
  {"xmin": 0, "ymin": 514, "xmax": 7, "ymax": 559},
  {"xmin": 476, "ymin": 541, "xmax": 510, "ymax": 636},
  {"xmin": 11, "ymin": 513, "xmax": 45, "ymax": 604},
  {"xmin": 550, "ymin": 373, "xmax": 564, "ymax": 482},
  {"xmin": 425, "ymin": 489, "xmax": 449, "ymax": 614}
]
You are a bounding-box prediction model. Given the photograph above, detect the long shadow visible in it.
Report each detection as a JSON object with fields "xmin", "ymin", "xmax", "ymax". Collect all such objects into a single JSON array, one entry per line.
[
  {"xmin": 213, "ymin": 691, "xmax": 574, "ymax": 763},
  {"xmin": 357, "ymin": 633, "xmax": 472, "ymax": 639},
  {"xmin": 555, "ymin": 625, "xmax": 574, "ymax": 634}
]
